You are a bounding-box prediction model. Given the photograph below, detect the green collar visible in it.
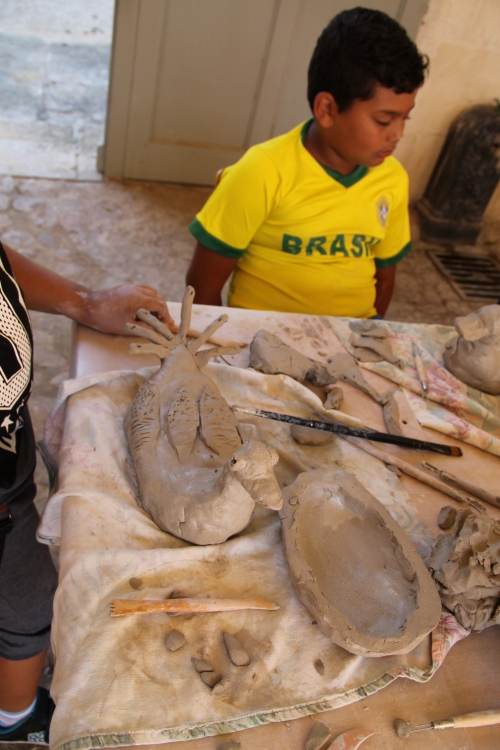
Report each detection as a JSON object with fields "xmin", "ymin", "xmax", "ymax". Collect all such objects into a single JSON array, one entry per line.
[{"xmin": 301, "ymin": 119, "xmax": 368, "ymax": 188}]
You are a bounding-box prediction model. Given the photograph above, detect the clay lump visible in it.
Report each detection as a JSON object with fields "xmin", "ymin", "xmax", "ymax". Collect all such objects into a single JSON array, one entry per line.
[
  {"xmin": 444, "ymin": 304, "xmax": 500, "ymax": 394},
  {"xmin": 430, "ymin": 509, "xmax": 500, "ymax": 630}
]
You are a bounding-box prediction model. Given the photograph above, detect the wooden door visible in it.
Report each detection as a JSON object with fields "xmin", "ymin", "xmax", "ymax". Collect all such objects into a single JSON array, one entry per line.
[{"xmin": 104, "ymin": 0, "xmax": 428, "ymax": 184}]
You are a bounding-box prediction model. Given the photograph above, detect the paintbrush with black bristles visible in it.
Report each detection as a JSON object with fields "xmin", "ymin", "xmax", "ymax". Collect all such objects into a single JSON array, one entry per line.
[{"xmin": 233, "ymin": 406, "xmax": 462, "ymax": 457}]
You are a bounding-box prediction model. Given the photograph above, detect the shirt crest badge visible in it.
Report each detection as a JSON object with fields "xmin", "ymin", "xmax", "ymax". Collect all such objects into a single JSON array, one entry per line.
[{"xmin": 376, "ymin": 196, "xmax": 390, "ymax": 228}]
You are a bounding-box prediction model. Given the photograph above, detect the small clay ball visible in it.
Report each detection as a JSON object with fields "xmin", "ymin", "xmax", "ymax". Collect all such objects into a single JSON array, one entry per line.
[
  {"xmin": 165, "ymin": 630, "xmax": 185, "ymax": 652},
  {"xmin": 200, "ymin": 671, "xmax": 223, "ymax": 688},
  {"xmin": 212, "ymin": 677, "xmax": 230, "ymax": 695},
  {"xmin": 223, "ymin": 632, "xmax": 250, "ymax": 666},
  {"xmin": 291, "ymin": 424, "xmax": 333, "ymax": 446},
  {"xmin": 314, "ymin": 659, "xmax": 325, "ymax": 675},
  {"xmin": 394, "ymin": 718, "xmax": 410, "ymax": 738},
  {"xmin": 438, "ymin": 505, "xmax": 457, "ymax": 530},
  {"xmin": 192, "ymin": 658, "xmax": 213, "ymax": 672},
  {"xmin": 128, "ymin": 577, "xmax": 142, "ymax": 589},
  {"xmin": 386, "ymin": 464, "xmax": 402, "ymax": 478}
]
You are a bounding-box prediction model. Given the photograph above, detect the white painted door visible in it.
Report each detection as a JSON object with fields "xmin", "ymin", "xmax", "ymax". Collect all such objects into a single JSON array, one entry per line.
[{"xmin": 104, "ymin": 0, "xmax": 428, "ymax": 184}]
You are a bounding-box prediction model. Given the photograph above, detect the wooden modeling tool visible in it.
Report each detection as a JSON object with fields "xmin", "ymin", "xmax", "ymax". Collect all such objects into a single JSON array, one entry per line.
[
  {"xmin": 346, "ymin": 437, "xmax": 485, "ymax": 513},
  {"xmin": 394, "ymin": 709, "xmax": 500, "ymax": 738},
  {"xmin": 110, "ymin": 596, "xmax": 279, "ymax": 617},
  {"xmin": 421, "ymin": 461, "xmax": 500, "ymax": 510},
  {"xmin": 233, "ymin": 406, "xmax": 462, "ymax": 457},
  {"xmin": 413, "ymin": 343, "xmax": 429, "ymax": 398}
]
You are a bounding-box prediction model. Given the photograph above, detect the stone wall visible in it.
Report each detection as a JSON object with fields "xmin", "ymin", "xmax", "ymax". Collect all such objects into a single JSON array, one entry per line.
[{"xmin": 394, "ymin": 0, "xmax": 500, "ymax": 252}]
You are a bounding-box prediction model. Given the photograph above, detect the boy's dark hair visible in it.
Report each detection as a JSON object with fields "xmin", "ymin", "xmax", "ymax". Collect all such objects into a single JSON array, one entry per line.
[{"xmin": 307, "ymin": 7, "xmax": 429, "ymax": 112}]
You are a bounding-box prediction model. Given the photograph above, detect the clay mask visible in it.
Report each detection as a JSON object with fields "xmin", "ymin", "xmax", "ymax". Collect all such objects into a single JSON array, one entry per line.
[
  {"xmin": 280, "ymin": 470, "xmax": 441, "ymax": 656},
  {"xmin": 124, "ymin": 287, "xmax": 283, "ymax": 545},
  {"xmin": 444, "ymin": 304, "xmax": 500, "ymax": 394}
]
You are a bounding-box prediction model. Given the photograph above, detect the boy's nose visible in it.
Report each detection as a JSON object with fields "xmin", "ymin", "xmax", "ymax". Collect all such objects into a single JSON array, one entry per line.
[{"xmin": 390, "ymin": 118, "xmax": 406, "ymax": 145}]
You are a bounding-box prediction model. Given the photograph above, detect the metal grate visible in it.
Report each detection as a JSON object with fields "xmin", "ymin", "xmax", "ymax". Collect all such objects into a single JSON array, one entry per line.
[{"xmin": 427, "ymin": 250, "xmax": 500, "ymax": 301}]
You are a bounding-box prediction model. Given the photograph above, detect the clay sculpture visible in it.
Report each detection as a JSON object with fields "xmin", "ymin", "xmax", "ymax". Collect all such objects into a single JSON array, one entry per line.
[
  {"xmin": 444, "ymin": 304, "xmax": 500, "ymax": 394},
  {"xmin": 349, "ymin": 319, "xmax": 389, "ymax": 338},
  {"xmin": 124, "ymin": 287, "xmax": 283, "ymax": 545},
  {"xmin": 350, "ymin": 333, "xmax": 401, "ymax": 366},
  {"xmin": 328, "ymin": 352, "xmax": 387, "ymax": 405},
  {"xmin": 249, "ymin": 329, "xmax": 337, "ymax": 386},
  {"xmin": 429, "ymin": 510, "xmax": 500, "ymax": 630},
  {"xmin": 280, "ymin": 470, "xmax": 441, "ymax": 656}
]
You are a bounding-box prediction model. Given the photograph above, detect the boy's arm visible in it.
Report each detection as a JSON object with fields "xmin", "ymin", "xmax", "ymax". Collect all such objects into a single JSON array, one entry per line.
[
  {"xmin": 374, "ymin": 266, "xmax": 396, "ymax": 317},
  {"xmin": 186, "ymin": 242, "xmax": 238, "ymax": 306},
  {"xmin": 4, "ymin": 244, "xmax": 174, "ymax": 333}
]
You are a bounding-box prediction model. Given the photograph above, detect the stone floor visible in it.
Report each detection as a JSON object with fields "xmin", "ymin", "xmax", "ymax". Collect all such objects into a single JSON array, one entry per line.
[
  {"xmin": 0, "ymin": 173, "xmax": 483, "ymax": 509},
  {"xmin": 0, "ymin": 0, "xmax": 113, "ymax": 180}
]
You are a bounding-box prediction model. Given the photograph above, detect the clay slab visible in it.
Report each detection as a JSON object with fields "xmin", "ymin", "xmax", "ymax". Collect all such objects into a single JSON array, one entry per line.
[
  {"xmin": 280, "ymin": 470, "xmax": 441, "ymax": 656},
  {"xmin": 249, "ymin": 329, "xmax": 336, "ymax": 386}
]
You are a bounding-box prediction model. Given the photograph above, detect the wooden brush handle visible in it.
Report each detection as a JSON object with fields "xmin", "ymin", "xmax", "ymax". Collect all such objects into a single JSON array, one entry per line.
[
  {"xmin": 347, "ymin": 438, "xmax": 471, "ymax": 505},
  {"xmin": 110, "ymin": 596, "xmax": 279, "ymax": 617},
  {"xmin": 447, "ymin": 710, "xmax": 500, "ymax": 729}
]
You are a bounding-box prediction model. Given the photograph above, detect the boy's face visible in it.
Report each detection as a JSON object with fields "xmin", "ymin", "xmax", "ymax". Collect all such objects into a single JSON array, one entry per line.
[{"xmin": 314, "ymin": 84, "xmax": 417, "ymax": 170}]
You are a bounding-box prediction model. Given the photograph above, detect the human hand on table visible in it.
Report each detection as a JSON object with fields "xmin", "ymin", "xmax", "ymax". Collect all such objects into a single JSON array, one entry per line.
[
  {"xmin": 78, "ymin": 284, "xmax": 174, "ymax": 335},
  {"xmin": 3, "ymin": 243, "xmax": 174, "ymax": 334}
]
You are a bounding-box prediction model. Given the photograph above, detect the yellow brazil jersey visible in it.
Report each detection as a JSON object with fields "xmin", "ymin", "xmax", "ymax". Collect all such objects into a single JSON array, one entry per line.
[{"xmin": 189, "ymin": 120, "xmax": 411, "ymax": 318}]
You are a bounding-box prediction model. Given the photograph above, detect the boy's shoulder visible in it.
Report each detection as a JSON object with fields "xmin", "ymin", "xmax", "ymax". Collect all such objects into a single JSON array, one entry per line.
[
  {"xmin": 241, "ymin": 122, "xmax": 306, "ymax": 166},
  {"xmin": 370, "ymin": 155, "xmax": 409, "ymax": 191}
]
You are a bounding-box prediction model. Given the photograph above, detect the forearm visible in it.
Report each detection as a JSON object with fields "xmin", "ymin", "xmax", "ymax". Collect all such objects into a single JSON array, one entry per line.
[
  {"xmin": 186, "ymin": 243, "xmax": 238, "ymax": 306},
  {"xmin": 374, "ymin": 266, "xmax": 396, "ymax": 318},
  {"xmin": 3, "ymin": 244, "xmax": 173, "ymax": 334},
  {"xmin": 5, "ymin": 244, "xmax": 90, "ymax": 321}
]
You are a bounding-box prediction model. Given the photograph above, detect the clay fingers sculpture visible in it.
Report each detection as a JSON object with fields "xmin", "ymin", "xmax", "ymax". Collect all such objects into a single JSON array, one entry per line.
[{"xmin": 124, "ymin": 287, "xmax": 282, "ymax": 545}]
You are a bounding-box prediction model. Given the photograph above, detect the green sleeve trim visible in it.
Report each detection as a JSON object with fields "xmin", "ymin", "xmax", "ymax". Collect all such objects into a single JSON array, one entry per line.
[
  {"xmin": 374, "ymin": 240, "xmax": 412, "ymax": 269},
  {"xmin": 188, "ymin": 218, "xmax": 246, "ymax": 259}
]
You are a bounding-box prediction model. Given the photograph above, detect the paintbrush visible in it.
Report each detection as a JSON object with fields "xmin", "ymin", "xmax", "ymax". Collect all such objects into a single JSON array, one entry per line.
[
  {"xmin": 110, "ymin": 596, "xmax": 279, "ymax": 617},
  {"xmin": 233, "ymin": 406, "xmax": 463, "ymax": 457},
  {"xmin": 413, "ymin": 343, "xmax": 429, "ymax": 398}
]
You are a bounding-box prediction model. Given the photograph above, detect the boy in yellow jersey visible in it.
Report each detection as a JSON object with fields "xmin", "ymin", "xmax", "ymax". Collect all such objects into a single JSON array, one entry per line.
[{"xmin": 186, "ymin": 8, "xmax": 428, "ymax": 319}]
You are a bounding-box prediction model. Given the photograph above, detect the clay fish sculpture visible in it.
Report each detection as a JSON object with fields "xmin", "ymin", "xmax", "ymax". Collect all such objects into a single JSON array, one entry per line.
[
  {"xmin": 280, "ymin": 469, "xmax": 441, "ymax": 656},
  {"xmin": 124, "ymin": 286, "xmax": 282, "ymax": 545}
]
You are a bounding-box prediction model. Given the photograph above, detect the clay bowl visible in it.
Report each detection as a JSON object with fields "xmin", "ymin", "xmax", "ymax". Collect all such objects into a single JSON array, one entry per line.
[{"xmin": 280, "ymin": 469, "xmax": 441, "ymax": 657}]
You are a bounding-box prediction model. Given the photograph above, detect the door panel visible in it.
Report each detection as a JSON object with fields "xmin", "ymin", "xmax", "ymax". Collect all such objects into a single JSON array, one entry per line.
[{"xmin": 105, "ymin": 0, "xmax": 428, "ymax": 184}]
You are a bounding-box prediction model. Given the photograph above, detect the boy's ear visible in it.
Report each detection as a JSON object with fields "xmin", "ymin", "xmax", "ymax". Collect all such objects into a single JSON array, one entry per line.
[{"xmin": 313, "ymin": 92, "xmax": 339, "ymax": 128}]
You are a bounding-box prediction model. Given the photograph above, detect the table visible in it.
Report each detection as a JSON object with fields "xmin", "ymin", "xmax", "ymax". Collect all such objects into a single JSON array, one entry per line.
[{"xmin": 66, "ymin": 303, "xmax": 500, "ymax": 750}]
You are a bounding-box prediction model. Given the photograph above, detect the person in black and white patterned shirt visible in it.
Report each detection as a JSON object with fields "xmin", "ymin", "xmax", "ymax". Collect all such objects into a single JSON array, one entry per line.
[{"xmin": 0, "ymin": 241, "xmax": 173, "ymax": 742}]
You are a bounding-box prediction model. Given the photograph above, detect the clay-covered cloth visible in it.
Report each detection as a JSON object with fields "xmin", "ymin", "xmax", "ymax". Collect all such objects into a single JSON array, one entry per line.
[
  {"xmin": 328, "ymin": 318, "xmax": 500, "ymax": 456},
  {"xmin": 38, "ymin": 364, "xmax": 467, "ymax": 750}
]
